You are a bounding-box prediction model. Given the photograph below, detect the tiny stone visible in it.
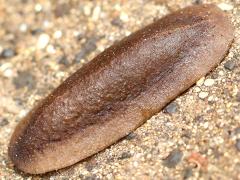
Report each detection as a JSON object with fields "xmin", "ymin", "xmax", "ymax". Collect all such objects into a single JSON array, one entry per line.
[
  {"xmin": 13, "ymin": 71, "xmax": 36, "ymax": 89},
  {"xmin": 210, "ymin": 72, "xmax": 218, "ymax": 79},
  {"xmin": 181, "ymin": 131, "xmax": 192, "ymax": 139},
  {"xmin": 120, "ymin": 12, "xmax": 129, "ymax": 22},
  {"xmin": 193, "ymin": 0, "xmax": 202, "ymax": 4},
  {"xmin": 53, "ymin": 30, "xmax": 62, "ymax": 39},
  {"xmin": 0, "ymin": 118, "xmax": 9, "ymax": 127},
  {"xmin": 46, "ymin": 45, "xmax": 56, "ymax": 54},
  {"xmin": 234, "ymin": 127, "xmax": 240, "ymax": 135},
  {"xmin": 224, "ymin": 60, "xmax": 235, "ymax": 71},
  {"xmin": 111, "ymin": 17, "xmax": 123, "ymax": 28},
  {"xmin": 19, "ymin": 23, "xmax": 28, "ymax": 32},
  {"xmin": 126, "ymin": 132, "xmax": 137, "ymax": 140},
  {"xmin": 1, "ymin": 48, "xmax": 16, "ymax": 59},
  {"xmin": 194, "ymin": 115, "xmax": 204, "ymax": 122},
  {"xmin": 75, "ymin": 37, "xmax": 98, "ymax": 62},
  {"xmin": 198, "ymin": 91, "xmax": 209, "ymax": 99},
  {"xmin": 236, "ymin": 92, "xmax": 240, "ymax": 102},
  {"xmin": 37, "ymin": 34, "xmax": 50, "ymax": 49},
  {"xmin": 196, "ymin": 77, "xmax": 205, "ymax": 86},
  {"xmin": 204, "ymin": 79, "xmax": 214, "ymax": 86},
  {"xmin": 92, "ymin": 6, "xmax": 101, "ymax": 21},
  {"xmin": 118, "ymin": 152, "xmax": 132, "ymax": 160},
  {"xmin": 3, "ymin": 68, "xmax": 13, "ymax": 77},
  {"xmin": 194, "ymin": 86, "xmax": 201, "ymax": 93},
  {"xmin": 31, "ymin": 28, "xmax": 44, "ymax": 35},
  {"xmin": 35, "ymin": 3, "xmax": 43, "ymax": 12},
  {"xmin": 57, "ymin": 56, "xmax": 69, "ymax": 66},
  {"xmin": 163, "ymin": 149, "xmax": 183, "ymax": 168},
  {"xmin": 54, "ymin": 3, "xmax": 70, "ymax": 17},
  {"xmin": 183, "ymin": 168, "xmax": 193, "ymax": 179},
  {"xmin": 236, "ymin": 139, "xmax": 240, "ymax": 151},
  {"xmin": 164, "ymin": 102, "xmax": 178, "ymax": 114},
  {"xmin": 218, "ymin": 3, "xmax": 233, "ymax": 11}
]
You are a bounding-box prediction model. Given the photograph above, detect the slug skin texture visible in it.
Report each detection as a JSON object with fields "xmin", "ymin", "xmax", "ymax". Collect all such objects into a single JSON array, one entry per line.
[{"xmin": 9, "ymin": 4, "xmax": 234, "ymax": 174}]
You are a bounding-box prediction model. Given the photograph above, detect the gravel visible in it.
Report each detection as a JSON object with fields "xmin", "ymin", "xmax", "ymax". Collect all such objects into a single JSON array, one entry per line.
[
  {"xmin": 162, "ymin": 149, "xmax": 183, "ymax": 168},
  {"xmin": 224, "ymin": 60, "xmax": 236, "ymax": 71},
  {"xmin": 164, "ymin": 102, "xmax": 178, "ymax": 114},
  {"xmin": 1, "ymin": 48, "xmax": 16, "ymax": 59},
  {"xmin": 236, "ymin": 139, "xmax": 240, "ymax": 151}
]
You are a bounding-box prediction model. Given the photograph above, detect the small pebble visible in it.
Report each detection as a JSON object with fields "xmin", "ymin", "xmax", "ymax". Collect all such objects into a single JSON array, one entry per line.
[
  {"xmin": 37, "ymin": 34, "xmax": 50, "ymax": 49},
  {"xmin": 236, "ymin": 139, "xmax": 240, "ymax": 151},
  {"xmin": 13, "ymin": 71, "xmax": 36, "ymax": 89},
  {"xmin": 164, "ymin": 102, "xmax": 178, "ymax": 114},
  {"xmin": 92, "ymin": 6, "xmax": 101, "ymax": 21},
  {"xmin": 126, "ymin": 132, "xmax": 137, "ymax": 140},
  {"xmin": 31, "ymin": 28, "xmax": 44, "ymax": 35},
  {"xmin": 194, "ymin": 115, "xmax": 204, "ymax": 123},
  {"xmin": 54, "ymin": 3, "xmax": 70, "ymax": 17},
  {"xmin": 198, "ymin": 91, "xmax": 209, "ymax": 99},
  {"xmin": 35, "ymin": 3, "xmax": 43, "ymax": 12},
  {"xmin": 3, "ymin": 68, "xmax": 13, "ymax": 77},
  {"xmin": 53, "ymin": 30, "xmax": 62, "ymax": 39},
  {"xmin": 236, "ymin": 92, "xmax": 240, "ymax": 102},
  {"xmin": 57, "ymin": 56, "xmax": 69, "ymax": 66},
  {"xmin": 111, "ymin": 17, "xmax": 123, "ymax": 28},
  {"xmin": 218, "ymin": 3, "xmax": 233, "ymax": 11},
  {"xmin": 120, "ymin": 12, "xmax": 129, "ymax": 22},
  {"xmin": 75, "ymin": 37, "xmax": 98, "ymax": 62},
  {"xmin": 163, "ymin": 149, "xmax": 183, "ymax": 168},
  {"xmin": 187, "ymin": 152, "xmax": 208, "ymax": 170},
  {"xmin": 118, "ymin": 152, "xmax": 132, "ymax": 160},
  {"xmin": 224, "ymin": 60, "xmax": 236, "ymax": 71},
  {"xmin": 233, "ymin": 127, "xmax": 240, "ymax": 135},
  {"xmin": 1, "ymin": 48, "xmax": 16, "ymax": 59},
  {"xmin": 194, "ymin": 86, "xmax": 201, "ymax": 93},
  {"xmin": 46, "ymin": 45, "xmax": 56, "ymax": 54},
  {"xmin": 183, "ymin": 168, "xmax": 193, "ymax": 179},
  {"xmin": 204, "ymin": 79, "xmax": 215, "ymax": 86},
  {"xmin": 19, "ymin": 23, "xmax": 28, "ymax": 32},
  {"xmin": 0, "ymin": 118, "xmax": 9, "ymax": 127},
  {"xmin": 193, "ymin": 0, "xmax": 202, "ymax": 4},
  {"xmin": 196, "ymin": 77, "xmax": 205, "ymax": 86}
]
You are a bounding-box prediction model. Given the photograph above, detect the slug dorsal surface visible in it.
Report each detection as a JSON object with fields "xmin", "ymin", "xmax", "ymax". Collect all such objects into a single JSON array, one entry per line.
[{"xmin": 9, "ymin": 4, "xmax": 234, "ymax": 174}]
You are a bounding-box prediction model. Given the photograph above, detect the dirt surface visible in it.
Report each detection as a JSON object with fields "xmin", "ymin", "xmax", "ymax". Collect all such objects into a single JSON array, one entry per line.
[{"xmin": 0, "ymin": 0, "xmax": 239, "ymax": 179}]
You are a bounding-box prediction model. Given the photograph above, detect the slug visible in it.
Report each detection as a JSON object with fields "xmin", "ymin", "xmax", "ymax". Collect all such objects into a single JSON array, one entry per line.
[{"xmin": 9, "ymin": 4, "xmax": 234, "ymax": 174}]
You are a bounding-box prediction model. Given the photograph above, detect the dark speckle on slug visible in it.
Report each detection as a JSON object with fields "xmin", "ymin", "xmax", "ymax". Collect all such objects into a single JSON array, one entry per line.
[{"xmin": 8, "ymin": 4, "xmax": 234, "ymax": 174}]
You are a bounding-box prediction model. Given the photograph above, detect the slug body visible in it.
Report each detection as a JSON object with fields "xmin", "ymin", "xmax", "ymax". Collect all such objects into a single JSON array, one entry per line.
[{"xmin": 9, "ymin": 4, "xmax": 234, "ymax": 174}]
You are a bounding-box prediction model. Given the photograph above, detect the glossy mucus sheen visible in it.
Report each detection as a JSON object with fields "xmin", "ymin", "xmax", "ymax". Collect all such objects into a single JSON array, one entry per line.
[{"xmin": 9, "ymin": 4, "xmax": 234, "ymax": 174}]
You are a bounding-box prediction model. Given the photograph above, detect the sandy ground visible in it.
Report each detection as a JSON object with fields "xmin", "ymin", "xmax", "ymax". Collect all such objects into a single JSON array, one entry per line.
[{"xmin": 0, "ymin": 0, "xmax": 239, "ymax": 179}]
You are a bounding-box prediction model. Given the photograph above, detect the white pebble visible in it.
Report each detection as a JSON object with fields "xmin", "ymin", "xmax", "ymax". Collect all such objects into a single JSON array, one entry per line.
[
  {"xmin": 35, "ymin": 3, "xmax": 43, "ymax": 12},
  {"xmin": 196, "ymin": 77, "xmax": 205, "ymax": 86},
  {"xmin": 43, "ymin": 20, "xmax": 52, "ymax": 28},
  {"xmin": 3, "ymin": 68, "xmax": 13, "ymax": 77},
  {"xmin": 218, "ymin": 3, "xmax": 233, "ymax": 11},
  {"xmin": 203, "ymin": 122, "xmax": 209, "ymax": 129},
  {"xmin": 19, "ymin": 23, "xmax": 28, "ymax": 32},
  {"xmin": 0, "ymin": 46, "xmax": 3, "ymax": 54},
  {"xmin": 84, "ymin": 6, "xmax": 91, "ymax": 16},
  {"xmin": 204, "ymin": 79, "xmax": 215, "ymax": 86},
  {"xmin": 208, "ymin": 96, "xmax": 214, "ymax": 102},
  {"xmin": 194, "ymin": 86, "xmax": 201, "ymax": 93},
  {"xmin": 53, "ymin": 30, "xmax": 62, "ymax": 39},
  {"xmin": 46, "ymin": 45, "xmax": 56, "ymax": 54},
  {"xmin": 120, "ymin": 12, "xmax": 129, "ymax": 22},
  {"xmin": 92, "ymin": 6, "xmax": 101, "ymax": 21},
  {"xmin": 37, "ymin": 34, "xmax": 50, "ymax": 49},
  {"xmin": 199, "ymin": 91, "xmax": 209, "ymax": 99}
]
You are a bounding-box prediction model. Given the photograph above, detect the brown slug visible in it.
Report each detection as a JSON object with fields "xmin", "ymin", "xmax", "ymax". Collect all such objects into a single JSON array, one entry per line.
[{"xmin": 9, "ymin": 4, "xmax": 234, "ymax": 174}]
